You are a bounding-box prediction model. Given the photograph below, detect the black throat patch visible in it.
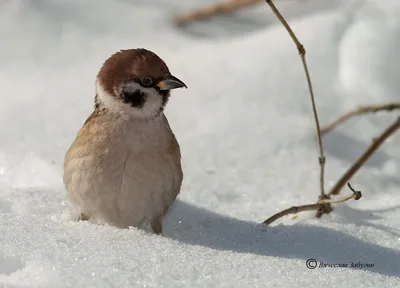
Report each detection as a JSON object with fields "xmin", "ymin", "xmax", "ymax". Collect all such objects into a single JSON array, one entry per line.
[
  {"xmin": 159, "ymin": 90, "xmax": 170, "ymax": 108},
  {"xmin": 121, "ymin": 90, "xmax": 147, "ymax": 108}
]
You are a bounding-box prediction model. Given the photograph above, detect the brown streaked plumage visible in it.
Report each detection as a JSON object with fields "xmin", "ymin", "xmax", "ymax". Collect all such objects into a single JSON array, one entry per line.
[{"xmin": 63, "ymin": 48, "xmax": 187, "ymax": 234}]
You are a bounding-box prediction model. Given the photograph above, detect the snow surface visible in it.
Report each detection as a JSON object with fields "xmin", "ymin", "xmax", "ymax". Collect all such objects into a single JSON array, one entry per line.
[{"xmin": 1, "ymin": 0, "xmax": 400, "ymax": 287}]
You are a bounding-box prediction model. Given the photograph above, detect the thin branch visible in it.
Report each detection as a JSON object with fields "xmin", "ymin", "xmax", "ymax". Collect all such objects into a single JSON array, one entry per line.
[
  {"xmin": 261, "ymin": 1, "xmax": 399, "ymax": 226},
  {"xmin": 318, "ymin": 183, "xmax": 362, "ymax": 204},
  {"xmin": 321, "ymin": 103, "xmax": 400, "ymax": 136},
  {"xmin": 174, "ymin": 0, "xmax": 263, "ymax": 26},
  {"xmin": 263, "ymin": 203, "xmax": 322, "ymax": 226},
  {"xmin": 263, "ymin": 183, "xmax": 361, "ymax": 226},
  {"xmin": 263, "ymin": 117, "xmax": 399, "ymax": 225},
  {"xmin": 328, "ymin": 116, "xmax": 400, "ymax": 196},
  {"xmin": 265, "ymin": 0, "xmax": 326, "ymax": 198}
]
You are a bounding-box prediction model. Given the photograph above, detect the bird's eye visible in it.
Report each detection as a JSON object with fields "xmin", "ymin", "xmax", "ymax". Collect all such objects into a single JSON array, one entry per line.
[{"xmin": 141, "ymin": 77, "xmax": 153, "ymax": 86}]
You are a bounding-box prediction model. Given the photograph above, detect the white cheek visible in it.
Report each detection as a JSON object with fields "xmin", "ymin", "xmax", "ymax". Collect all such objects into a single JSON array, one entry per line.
[
  {"xmin": 96, "ymin": 81, "xmax": 163, "ymax": 119},
  {"xmin": 96, "ymin": 82, "xmax": 126, "ymax": 113}
]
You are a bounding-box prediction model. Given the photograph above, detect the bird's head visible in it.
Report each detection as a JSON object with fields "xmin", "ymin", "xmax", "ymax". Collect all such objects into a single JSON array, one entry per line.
[{"xmin": 95, "ymin": 48, "xmax": 187, "ymax": 119}]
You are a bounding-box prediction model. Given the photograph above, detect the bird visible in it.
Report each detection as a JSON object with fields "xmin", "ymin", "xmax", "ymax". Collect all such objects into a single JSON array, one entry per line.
[{"xmin": 63, "ymin": 48, "xmax": 187, "ymax": 234}]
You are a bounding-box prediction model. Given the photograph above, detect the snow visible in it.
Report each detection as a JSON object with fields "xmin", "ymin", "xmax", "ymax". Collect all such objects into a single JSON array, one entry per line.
[{"xmin": 0, "ymin": 0, "xmax": 399, "ymax": 287}]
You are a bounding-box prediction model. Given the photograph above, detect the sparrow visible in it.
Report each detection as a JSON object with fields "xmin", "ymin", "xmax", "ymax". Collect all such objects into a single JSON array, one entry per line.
[{"xmin": 63, "ymin": 48, "xmax": 187, "ymax": 234}]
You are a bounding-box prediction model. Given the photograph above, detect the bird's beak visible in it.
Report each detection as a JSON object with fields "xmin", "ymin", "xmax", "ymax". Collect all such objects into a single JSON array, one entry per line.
[{"xmin": 157, "ymin": 75, "xmax": 187, "ymax": 90}]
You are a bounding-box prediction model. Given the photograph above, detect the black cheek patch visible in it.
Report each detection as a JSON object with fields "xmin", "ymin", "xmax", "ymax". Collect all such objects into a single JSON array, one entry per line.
[
  {"xmin": 121, "ymin": 90, "xmax": 147, "ymax": 108},
  {"xmin": 159, "ymin": 90, "xmax": 170, "ymax": 107}
]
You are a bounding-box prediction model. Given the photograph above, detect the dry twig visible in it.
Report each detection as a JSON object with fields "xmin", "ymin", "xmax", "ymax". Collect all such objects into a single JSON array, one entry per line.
[
  {"xmin": 264, "ymin": 117, "xmax": 400, "ymax": 225},
  {"xmin": 320, "ymin": 183, "xmax": 362, "ymax": 203},
  {"xmin": 327, "ymin": 116, "xmax": 400, "ymax": 197},
  {"xmin": 261, "ymin": 0, "xmax": 399, "ymax": 225},
  {"xmin": 263, "ymin": 203, "xmax": 322, "ymax": 226},
  {"xmin": 265, "ymin": 0, "xmax": 326, "ymax": 199},
  {"xmin": 174, "ymin": 0, "xmax": 263, "ymax": 26},
  {"xmin": 321, "ymin": 102, "xmax": 400, "ymax": 135},
  {"xmin": 263, "ymin": 183, "xmax": 362, "ymax": 225}
]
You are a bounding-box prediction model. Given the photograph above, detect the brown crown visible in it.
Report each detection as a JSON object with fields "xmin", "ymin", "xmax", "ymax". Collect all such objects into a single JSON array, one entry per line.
[{"xmin": 97, "ymin": 48, "xmax": 171, "ymax": 96}]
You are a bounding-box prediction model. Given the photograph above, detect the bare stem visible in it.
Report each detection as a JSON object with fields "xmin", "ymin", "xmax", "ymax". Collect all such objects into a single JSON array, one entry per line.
[
  {"xmin": 263, "ymin": 203, "xmax": 322, "ymax": 226},
  {"xmin": 263, "ymin": 183, "xmax": 362, "ymax": 226},
  {"xmin": 328, "ymin": 116, "xmax": 400, "ymax": 196},
  {"xmin": 321, "ymin": 102, "xmax": 400, "ymax": 136},
  {"xmin": 266, "ymin": 0, "xmax": 326, "ymax": 198},
  {"xmin": 174, "ymin": 0, "xmax": 263, "ymax": 26},
  {"xmin": 261, "ymin": 1, "xmax": 399, "ymax": 226},
  {"xmin": 318, "ymin": 183, "xmax": 362, "ymax": 204}
]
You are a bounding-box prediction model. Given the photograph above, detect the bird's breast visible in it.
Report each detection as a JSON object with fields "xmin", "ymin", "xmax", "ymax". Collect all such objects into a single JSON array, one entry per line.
[
  {"xmin": 65, "ymin": 115, "xmax": 183, "ymax": 228},
  {"xmin": 103, "ymin": 141, "xmax": 181, "ymax": 226}
]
